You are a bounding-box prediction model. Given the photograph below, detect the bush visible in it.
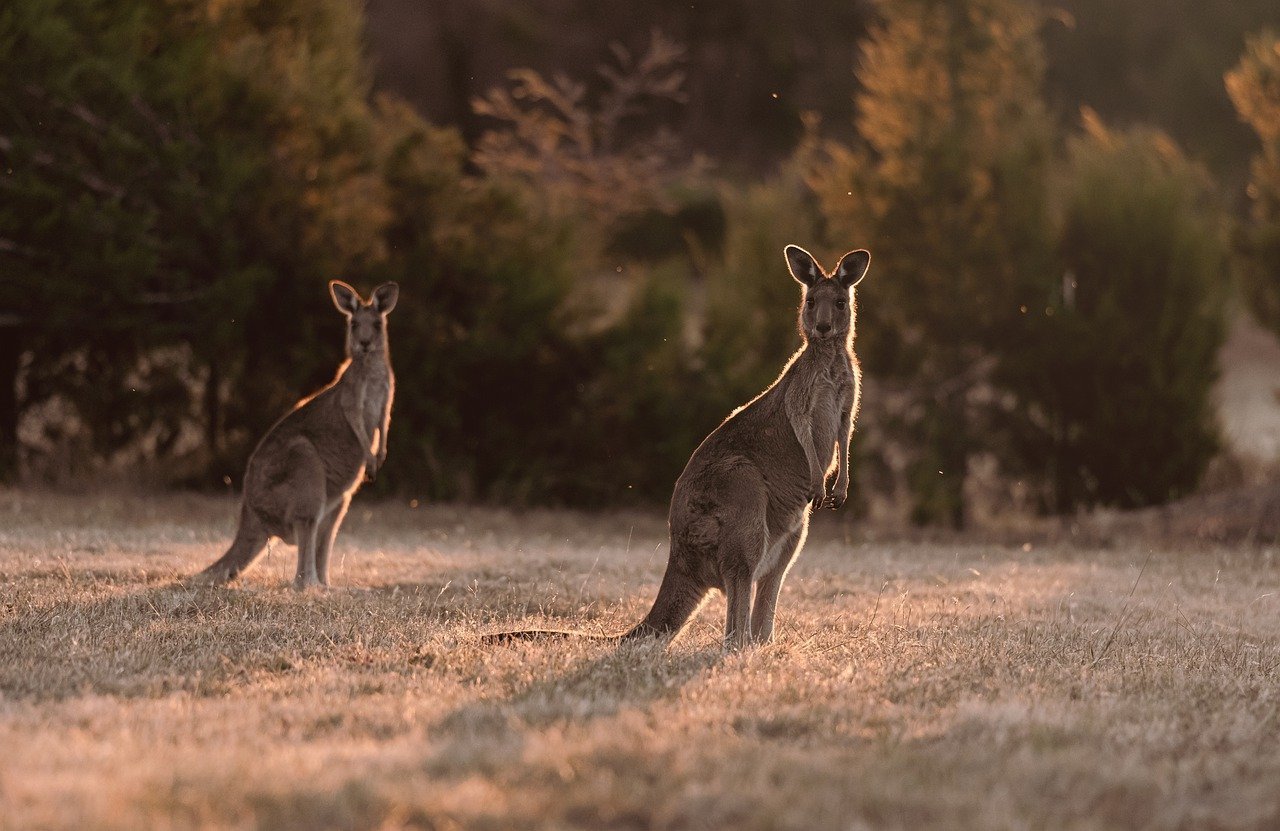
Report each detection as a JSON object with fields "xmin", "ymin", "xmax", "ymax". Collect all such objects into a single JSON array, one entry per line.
[
  {"xmin": 364, "ymin": 98, "xmax": 583, "ymax": 502},
  {"xmin": 701, "ymin": 177, "xmax": 821, "ymax": 411},
  {"xmin": 798, "ymin": 0, "xmax": 1055, "ymax": 525},
  {"xmin": 1227, "ymin": 30, "xmax": 1280, "ymax": 334},
  {"xmin": 999, "ymin": 114, "xmax": 1227, "ymax": 510},
  {"xmin": 0, "ymin": 0, "xmax": 395, "ymax": 481},
  {"xmin": 0, "ymin": 1, "xmax": 592, "ymax": 501}
]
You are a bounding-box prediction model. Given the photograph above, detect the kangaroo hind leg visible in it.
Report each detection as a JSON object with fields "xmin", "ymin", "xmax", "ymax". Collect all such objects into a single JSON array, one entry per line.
[
  {"xmin": 719, "ymin": 514, "xmax": 769, "ymax": 651},
  {"xmin": 314, "ymin": 496, "xmax": 352, "ymax": 587},
  {"xmin": 750, "ymin": 518, "xmax": 809, "ymax": 644},
  {"xmin": 281, "ymin": 440, "xmax": 327, "ymax": 591},
  {"xmin": 292, "ymin": 517, "xmax": 322, "ymax": 590}
]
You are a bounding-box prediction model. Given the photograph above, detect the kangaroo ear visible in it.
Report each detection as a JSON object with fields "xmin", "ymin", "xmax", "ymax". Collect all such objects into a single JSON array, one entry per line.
[
  {"xmin": 372, "ymin": 282, "xmax": 399, "ymax": 314},
  {"xmin": 784, "ymin": 244, "xmax": 822, "ymax": 287},
  {"xmin": 329, "ymin": 280, "xmax": 361, "ymax": 316},
  {"xmin": 835, "ymin": 249, "xmax": 870, "ymax": 289}
]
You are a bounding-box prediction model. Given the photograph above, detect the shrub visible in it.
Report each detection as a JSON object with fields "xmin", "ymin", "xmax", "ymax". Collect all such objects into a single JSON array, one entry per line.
[
  {"xmin": 1226, "ymin": 30, "xmax": 1280, "ymax": 333},
  {"xmin": 999, "ymin": 114, "xmax": 1227, "ymax": 510},
  {"xmin": 798, "ymin": 0, "xmax": 1055, "ymax": 525}
]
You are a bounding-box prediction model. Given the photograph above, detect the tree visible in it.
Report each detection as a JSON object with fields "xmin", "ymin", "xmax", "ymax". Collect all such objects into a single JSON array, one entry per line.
[
  {"xmin": 367, "ymin": 95, "xmax": 584, "ymax": 501},
  {"xmin": 800, "ymin": 0, "xmax": 1055, "ymax": 525},
  {"xmin": 1227, "ymin": 30, "xmax": 1280, "ymax": 334},
  {"xmin": 0, "ymin": 0, "xmax": 394, "ymax": 480},
  {"xmin": 1040, "ymin": 0, "xmax": 1280, "ymax": 187},
  {"xmin": 470, "ymin": 30, "xmax": 704, "ymax": 258},
  {"xmin": 1, "ymin": 0, "xmax": 200, "ymax": 475},
  {"xmin": 1000, "ymin": 113, "xmax": 1226, "ymax": 510}
]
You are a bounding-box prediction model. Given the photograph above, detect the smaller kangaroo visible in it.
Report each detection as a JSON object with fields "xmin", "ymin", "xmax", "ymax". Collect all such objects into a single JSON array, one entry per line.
[
  {"xmin": 197, "ymin": 280, "xmax": 398, "ymax": 590},
  {"xmin": 485, "ymin": 245, "xmax": 869, "ymax": 648}
]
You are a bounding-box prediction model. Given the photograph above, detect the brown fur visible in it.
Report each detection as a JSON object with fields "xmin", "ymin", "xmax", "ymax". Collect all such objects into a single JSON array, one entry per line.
[
  {"xmin": 486, "ymin": 245, "xmax": 870, "ymax": 648},
  {"xmin": 196, "ymin": 280, "xmax": 398, "ymax": 590}
]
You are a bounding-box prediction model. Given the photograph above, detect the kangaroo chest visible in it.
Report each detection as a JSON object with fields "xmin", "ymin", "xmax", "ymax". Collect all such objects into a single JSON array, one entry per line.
[
  {"xmin": 340, "ymin": 362, "xmax": 392, "ymax": 439},
  {"xmin": 361, "ymin": 371, "xmax": 392, "ymax": 434},
  {"xmin": 809, "ymin": 380, "xmax": 841, "ymax": 456},
  {"xmin": 362, "ymin": 379, "xmax": 389, "ymax": 428},
  {"xmin": 799, "ymin": 356, "xmax": 852, "ymax": 459}
]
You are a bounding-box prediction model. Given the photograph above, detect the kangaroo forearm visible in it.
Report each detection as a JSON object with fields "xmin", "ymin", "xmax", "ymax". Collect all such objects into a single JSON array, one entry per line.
[
  {"xmin": 836, "ymin": 412, "xmax": 853, "ymax": 481},
  {"xmin": 803, "ymin": 441, "xmax": 826, "ymax": 486},
  {"xmin": 788, "ymin": 414, "xmax": 821, "ymax": 479},
  {"xmin": 342, "ymin": 403, "xmax": 374, "ymax": 451},
  {"xmin": 378, "ymin": 411, "xmax": 391, "ymax": 456},
  {"xmin": 809, "ymin": 444, "xmax": 826, "ymax": 480}
]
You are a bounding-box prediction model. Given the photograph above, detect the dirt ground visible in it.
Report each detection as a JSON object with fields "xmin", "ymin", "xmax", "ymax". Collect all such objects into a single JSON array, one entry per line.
[{"xmin": 1, "ymin": 489, "xmax": 1278, "ymax": 830}]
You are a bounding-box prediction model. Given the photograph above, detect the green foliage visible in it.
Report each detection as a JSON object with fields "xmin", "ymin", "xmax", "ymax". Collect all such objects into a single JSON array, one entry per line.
[
  {"xmin": 702, "ymin": 177, "xmax": 820, "ymax": 411},
  {"xmin": 801, "ymin": 0, "xmax": 1056, "ymax": 525},
  {"xmin": 0, "ymin": 0, "xmax": 1245, "ymax": 518},
  {"xmin": 1000, "ymin": 116, "xmax": 1226, "ymax": 510},
  {"xmin": 571, "ymin": 266, "xmax": 707, "ymax": 503},
  {"xmin": 0, "ymin": 0, "xmax": 191, "ymax": 463},
  {"xmin": 471, "ymin": 31, "xmax": 702, "ymax": 247},
  {"xmin": 0, "ymin": 4, "xmax": 720, "ymax": 505},
  {"xmin": 368, "ymin": 99, "xmax": 583, "ymax": 501},
  {"xmin": 801, "ymin": 0, "xmax": 1228, "ymax": 519},
  {"xmin": 0, "ymin": 0, "xmax": 393, "ymax": 475},
  {"xmin": 575, "ymin": 176, "xmax": 826, "ymax": 505},
  {"xmin": 1227, "ymin": 30, "xmax": 1280, "ymax": 333},
  {"xmin": 1042, "ymin": 0, "xmax": 1280, "ymax": 186}
]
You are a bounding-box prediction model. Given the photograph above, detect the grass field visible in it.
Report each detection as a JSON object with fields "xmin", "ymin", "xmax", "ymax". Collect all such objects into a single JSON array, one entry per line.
[{"xmin": 1, "ymin": 489, "xmax": 1278, "ymax": 830}]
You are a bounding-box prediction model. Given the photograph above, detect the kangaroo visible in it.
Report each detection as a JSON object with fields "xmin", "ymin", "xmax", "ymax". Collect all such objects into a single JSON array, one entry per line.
[
  {"xmin": 197, "ymin": 280, "xmax": 398, "ymax": 590},
  {"xmin": 485, "ymin": 245, "xmax": 869, "ymax": 648}
]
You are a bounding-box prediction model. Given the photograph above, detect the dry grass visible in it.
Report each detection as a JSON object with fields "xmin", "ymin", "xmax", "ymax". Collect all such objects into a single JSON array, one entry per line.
[{"xmin": 1, "ymin": 489, "xmax": 1279, "ymax": 830}]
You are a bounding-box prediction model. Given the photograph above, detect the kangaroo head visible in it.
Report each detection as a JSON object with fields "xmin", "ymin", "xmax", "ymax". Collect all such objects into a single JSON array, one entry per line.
[
  {"xmin": 330, "ymin": 280, "xmax": 399, "ymax": 358},
  {"xmin": 784, "ymin": 245, "xmax": 870, "ymax": 343}
]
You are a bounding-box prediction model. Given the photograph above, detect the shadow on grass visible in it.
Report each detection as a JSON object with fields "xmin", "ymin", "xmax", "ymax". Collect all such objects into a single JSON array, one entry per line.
[
  {"xmin": 422, "ymin": 632, "xmax": 724, "ymax": 781},
  {"xmin": 0, "ymin": 575, "xmax": 458, "ymax": 702}
]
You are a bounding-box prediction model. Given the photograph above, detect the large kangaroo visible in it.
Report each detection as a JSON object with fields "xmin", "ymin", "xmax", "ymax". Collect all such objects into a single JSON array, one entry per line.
[
  {"xmin": 487, "ymin": 245, "xmax": 869, "ymax": 648},
  {"xmin": 197, "ymin": 280, "xmax": 398, "ymax": 589}
]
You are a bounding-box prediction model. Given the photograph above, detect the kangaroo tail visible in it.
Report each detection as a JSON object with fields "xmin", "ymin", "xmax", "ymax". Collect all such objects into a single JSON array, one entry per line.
[
  {"xmin": 483, "ymin": 549, "xmax": 709, "ymax": 646},
  {"xmin": 479, "ymin": 628, "xmax": 620, "ymax": 644},
  {"xmin": 621, "ymin": 565, "xmax": 709, "ymax": 641},
  {"xmin": 196, "ymin": 502, "xmax": 269, "ymax": 585}
]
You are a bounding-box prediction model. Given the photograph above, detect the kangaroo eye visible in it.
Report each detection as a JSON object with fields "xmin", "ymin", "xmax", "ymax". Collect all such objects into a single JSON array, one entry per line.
[
  {"xmin": 805, "ymin": 297, "xmax": 814, "ymax": 307},
  {"xmin": 836, "ymin": 300, "xmax": 846, "ymax": 310}
]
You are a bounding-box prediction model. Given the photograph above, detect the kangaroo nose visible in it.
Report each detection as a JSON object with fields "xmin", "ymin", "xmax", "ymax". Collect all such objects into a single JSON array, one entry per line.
[{"xmin": 816, "ymin": 322, "xmax": 831, "ymax": 335}]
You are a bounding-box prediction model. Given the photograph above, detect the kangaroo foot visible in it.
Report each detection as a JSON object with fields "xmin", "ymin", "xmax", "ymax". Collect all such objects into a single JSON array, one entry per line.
[{"xmin": 192, "ymin": 566, "xmax": 234, "ymax": 586}]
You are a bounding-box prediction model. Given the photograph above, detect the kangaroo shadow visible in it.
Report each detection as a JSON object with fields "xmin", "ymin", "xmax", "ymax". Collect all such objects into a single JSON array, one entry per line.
[{"xmin": 423, "ymin": 635, "xmax": 724, "ymax": 778}]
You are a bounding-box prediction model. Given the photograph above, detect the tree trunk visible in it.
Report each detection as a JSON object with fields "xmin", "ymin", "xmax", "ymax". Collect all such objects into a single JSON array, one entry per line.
[
  {"xmin": 440, "ymin": 0, "xmax": 479, "ymax": 148},
  {"xmin": 0, "ymin": 324, "xmax": 21, "ymax": 480},
  {"xmin": 204, "ymin": 360, "xmax": 221, "ymax": 464}
]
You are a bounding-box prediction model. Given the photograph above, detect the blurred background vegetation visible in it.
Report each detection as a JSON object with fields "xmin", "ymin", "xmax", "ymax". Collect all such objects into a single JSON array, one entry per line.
[{"xmin": 2, "ymin": 0, "xmax": 1279, "ymax": 524}]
